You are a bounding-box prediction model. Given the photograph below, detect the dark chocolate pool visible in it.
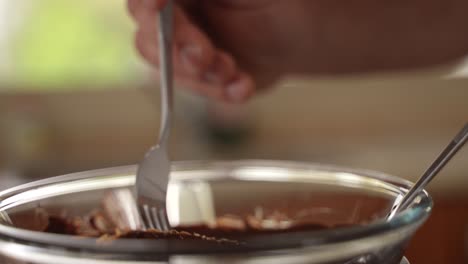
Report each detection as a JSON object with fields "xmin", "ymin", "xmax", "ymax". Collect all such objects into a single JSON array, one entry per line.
[{"xmin": 9, "ymin": 189, "xmax": 390, "ymax": 243}]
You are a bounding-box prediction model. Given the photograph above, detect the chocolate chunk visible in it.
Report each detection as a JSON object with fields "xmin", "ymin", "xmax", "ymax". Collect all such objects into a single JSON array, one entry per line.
[
  {"xmin": 44, "ymin": 216, "xmax": 77, "ymax": 235},
  {"xmin": 89, "ymin": 211, "xmax": 114, "ymax": 234},
  {"xmin": 216, "ymin": 215, "xmax": 247, "ymax": 231}
]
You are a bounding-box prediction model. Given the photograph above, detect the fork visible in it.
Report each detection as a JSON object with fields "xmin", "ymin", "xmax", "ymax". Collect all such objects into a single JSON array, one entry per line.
[{"xmin": 135, "ymin": 0, "xmax": 174, "ymax": 231}]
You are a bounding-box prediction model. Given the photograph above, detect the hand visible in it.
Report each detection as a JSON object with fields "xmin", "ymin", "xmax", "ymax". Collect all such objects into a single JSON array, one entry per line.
[
  {"xmin": 128, "ymin": 0, "xmax": 261, "ymax": 103},
  {"xmin": 128, "ymin": 0, "xmax": 468, "ymax": 103}
]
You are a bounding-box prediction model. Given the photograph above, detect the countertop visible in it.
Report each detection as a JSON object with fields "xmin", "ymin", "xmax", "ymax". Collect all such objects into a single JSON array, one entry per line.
[{"xmin": 0, "ymin": 71, "xmax": 467, "ymax": 197}]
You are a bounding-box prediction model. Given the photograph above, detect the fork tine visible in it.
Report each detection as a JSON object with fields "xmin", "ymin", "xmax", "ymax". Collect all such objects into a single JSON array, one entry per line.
[
  {"xmin": 139, "ymin": 203, "xmax": 172, "ymax": 231},
  {"xmin": 140, "ymin": 220, "xmax": 147, "ymax": 230},
  {"xmin": 158, "ymin": 209, "xmax": 170, "ymax": 231},
  {"xmin": 150, "ymin": 207, "xmax": 163, "ymax": 230},
  {"xmin": 142, "ymin": 205, "xmax": 156, "ymax": 230}
]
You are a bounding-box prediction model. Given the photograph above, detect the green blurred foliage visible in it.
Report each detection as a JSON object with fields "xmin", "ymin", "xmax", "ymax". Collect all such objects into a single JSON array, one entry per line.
[{"xmin": 10, "ymin": 0, "xmax": 145, "ymax": 90}]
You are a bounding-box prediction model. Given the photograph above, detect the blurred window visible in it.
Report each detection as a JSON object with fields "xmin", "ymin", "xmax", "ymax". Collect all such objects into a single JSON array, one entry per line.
[{"xmin": 0, "ymin": 0, "xmax": 148, "ymax": 91}]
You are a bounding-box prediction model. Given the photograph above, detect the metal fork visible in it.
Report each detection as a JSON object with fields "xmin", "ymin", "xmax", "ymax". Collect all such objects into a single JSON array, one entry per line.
[
  {"xmin": 135, "ymin": 0, "xmax": 174, "ymax": 231},
  {"xmin": 386, "ymin": 123, "xmax": 468, "ymax": 220}
]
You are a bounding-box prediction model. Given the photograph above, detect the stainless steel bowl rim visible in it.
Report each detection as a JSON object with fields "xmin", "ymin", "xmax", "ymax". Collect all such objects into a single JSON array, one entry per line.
[{"xmin": 0, "ymin": 160, "xmax": 432, "ymax": 257}]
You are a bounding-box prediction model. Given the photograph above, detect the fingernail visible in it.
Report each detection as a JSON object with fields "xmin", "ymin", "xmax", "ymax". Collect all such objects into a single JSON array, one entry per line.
[
  {"xmin": 181, "ymin": 45, "xmax": 202, "ymax": 75},
  {"xmin": 226, "ymin": 79, "xmax": 249, "ymax": 103},
  {"xmin": 182, "ymin": 45, "xmax": 202, "ymax": 62},
  {"xmin": 204, "ymin": 71, "xmax": 223, "ymax": 84},
  {"xmin": 203, "ymin": 57, "xmax": 224, "ymax": 84}
]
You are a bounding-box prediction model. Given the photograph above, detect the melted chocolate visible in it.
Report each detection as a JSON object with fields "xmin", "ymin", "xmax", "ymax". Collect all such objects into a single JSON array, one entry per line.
[
  {"xmin": 33, "ymin": 207, "xmax": 340, "ymax": 244},
  {"xmin": 11, "ymin": 190, "xmax": 388, "ymax": 242}
]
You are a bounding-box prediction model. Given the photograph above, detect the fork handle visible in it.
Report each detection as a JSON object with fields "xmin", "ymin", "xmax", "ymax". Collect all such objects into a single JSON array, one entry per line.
[
  {"xmin": 397, "ymin": 123, "xmax": 468, "ymax": 212},
  {"xmin": 158, "ymin": 1, "xmax": 174, "ymax": 146}
]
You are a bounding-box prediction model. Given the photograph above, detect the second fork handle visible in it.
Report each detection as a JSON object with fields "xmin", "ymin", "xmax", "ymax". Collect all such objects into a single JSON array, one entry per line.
[{"xmin": 397, "ymin": 123, "xmax": 468, "ymax": 212}]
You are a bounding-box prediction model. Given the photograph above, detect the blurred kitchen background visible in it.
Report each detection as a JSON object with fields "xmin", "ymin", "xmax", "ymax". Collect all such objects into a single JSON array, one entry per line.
[{"xmin": 0, "ymin": 0, "xmax": 467, "ymax": 263}]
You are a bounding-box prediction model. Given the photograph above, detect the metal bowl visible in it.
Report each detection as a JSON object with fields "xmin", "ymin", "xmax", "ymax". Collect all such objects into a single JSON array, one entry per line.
[{"xmin": 0, "ymin": 160, "xmax": 431, "ymax": 264}]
